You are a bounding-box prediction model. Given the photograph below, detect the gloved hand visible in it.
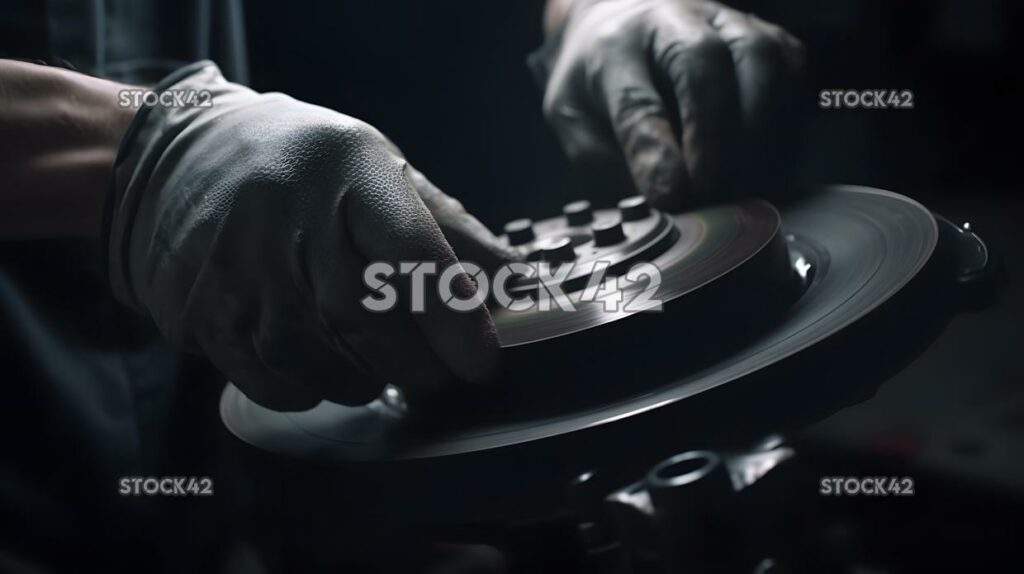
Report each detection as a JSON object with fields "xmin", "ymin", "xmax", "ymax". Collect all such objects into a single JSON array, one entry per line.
[
  {"xmin": 107, "ymin": 62, "xmax": 512, "ymax": 411},
  {"xmin": 534, "ymin": 0, "xmax": 805, "ymax": 210}
]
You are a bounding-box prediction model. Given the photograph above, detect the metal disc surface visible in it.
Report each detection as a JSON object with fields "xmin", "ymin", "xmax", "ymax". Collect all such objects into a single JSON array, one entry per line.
[{"xmin": 220, "ymin": 185, "xmax": 937, "ymax": 461}]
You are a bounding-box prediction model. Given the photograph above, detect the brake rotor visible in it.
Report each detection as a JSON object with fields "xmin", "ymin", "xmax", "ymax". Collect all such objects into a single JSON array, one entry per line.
[{"xmin": 220, "ymin": 185, "xmax": 938, "ymax": 463}]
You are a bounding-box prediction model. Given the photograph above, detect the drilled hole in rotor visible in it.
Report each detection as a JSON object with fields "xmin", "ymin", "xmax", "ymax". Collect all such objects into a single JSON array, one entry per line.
[{"xmin": 650, "ymin": 451, "xmax": 718, "ymax": 486}]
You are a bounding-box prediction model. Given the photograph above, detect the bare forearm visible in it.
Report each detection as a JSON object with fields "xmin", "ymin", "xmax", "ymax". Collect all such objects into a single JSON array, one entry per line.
[
  {"xmin": 0, "ymin": 60, "xmax": 137, "ymax": 239},
  {"xmin": 544, "ymin": 0, "xmax": 575, "ymax": 36}
]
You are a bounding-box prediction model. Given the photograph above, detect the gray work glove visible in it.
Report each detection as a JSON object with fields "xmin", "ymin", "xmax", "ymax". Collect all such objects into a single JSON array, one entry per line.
[
  {"xmin": 107, "ymin": 62, "xmax": 512, "ymax": 411},
  {"xmin": 533, "ymin": 0, "xmax": 805, "ymax": 210}
]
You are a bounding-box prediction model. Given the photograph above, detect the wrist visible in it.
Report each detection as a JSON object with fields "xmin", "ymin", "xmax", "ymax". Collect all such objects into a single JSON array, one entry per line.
[
  {"xmin": 544, "ymin": 0, "xmax": 576, "ymax": 37},
  {"xmin": 0, "ymin": 60, "xmax": 138, "ymax": 239},
  {"xmin": 529, "ymin": 0, "xmax": 579, "ymax": 89},
  {"xmin": 49, "ymin": 65, "xmax": 139, "ymax": 158}
]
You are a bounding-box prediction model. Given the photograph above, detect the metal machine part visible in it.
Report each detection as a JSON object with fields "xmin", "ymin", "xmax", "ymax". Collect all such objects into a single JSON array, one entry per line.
[
  {"xmin": 213, "ymin": 185, "xmax": 1002, "ymax": 571},
  {"xmin": 495, "ymin": 198, "xmax": 787, "ymax": 345},
  {"xmin": 574, "ymin": 438, "xmax": 805, "ymax": 574},
  {"xmin": 221, "ymin": 185, "xmax": 939, "ymax": 469}
]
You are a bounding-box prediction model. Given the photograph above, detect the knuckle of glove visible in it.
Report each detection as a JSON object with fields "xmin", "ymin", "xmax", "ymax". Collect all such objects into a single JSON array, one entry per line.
[
  {"xmin": 137, "ymin": 99, "xmax": 394, "ymax": 348},
  {"xmin": 735, "ymin": 31, "xmax": 787, "ymax": 69},
  {"xmin": 658, "ymin": 33, "xmax": 731, "ymax": 77}
]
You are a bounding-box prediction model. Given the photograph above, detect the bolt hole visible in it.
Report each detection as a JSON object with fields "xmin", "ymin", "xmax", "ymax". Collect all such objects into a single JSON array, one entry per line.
[{"xmin": 649, "ymin": 451, "xmax": 718, "ymax": 487}]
